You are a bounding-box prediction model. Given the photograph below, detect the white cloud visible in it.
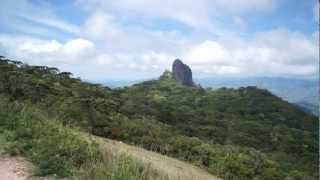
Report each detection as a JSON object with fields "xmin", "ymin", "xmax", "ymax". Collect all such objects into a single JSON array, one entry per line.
[
  {"xmin": 0, "ymin": 26, "xmax": 317, "ymax": 79},
  {"xmin": 96, "ymin": 54, "xmax": 114, "ymax": 66},
  {"xmin": 77, "ymin": 0, "xmax": 211, "ymax": 28},
  {"xmin": 19, "ymin": 40, "xmax": 62, "ymax": 53},
  {"xmin": 63, "ymin": 39, "xmax": 94, "ymax": 56},
  {"xmin": 82, "ymin": 11, "xmax": 187, "ymax": 57},
  {"xmin": 181, "ymin": 28, "xmax": 317, "ymax": 77},
  {"xmin": 83, "ymin": 12, "xmax": 118, "ymax": 39},
  {"xmin": 184, "ymin": 41, "xmax": 231, "ymax": 66},
  {"xmin": 214, "ymin": 0, "xmax": 275, "ymax": 14},
  {"xmin": 76, "ymin": 0, "xmax": 276, "ymax": 29},
  {"xmin": 21, "ymin": 15, "xmax": 80, "ymax": 35},
  {"xmin": 0, "ymin": 0, "xmax": 316, "ymax": 80},
  {"xmin": 0, "ymin": 35, "xmax": 95, "ymax": 65},
  {"xmin": 94, "ymin": 51, "xmax": 174, "ymax": 72}
]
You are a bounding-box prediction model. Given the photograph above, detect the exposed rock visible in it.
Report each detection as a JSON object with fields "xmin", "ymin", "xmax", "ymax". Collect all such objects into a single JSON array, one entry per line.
[
  {"xmin": 172, "ymin": 59, "xmax": 196, "ymax": 87},
  {"xmin": 160, "ymin": 70, "xmax": 173, "ymax": 80}
]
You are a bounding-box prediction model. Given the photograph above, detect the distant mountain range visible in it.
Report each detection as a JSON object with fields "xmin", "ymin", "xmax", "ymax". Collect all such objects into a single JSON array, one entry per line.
[
  {"xmin": 196, "ymin": 77, "xmax": 318, "ymax": 116},
  {"xmin": 102, "ymin": 77, "xmax": 319, "ymax": 116}
]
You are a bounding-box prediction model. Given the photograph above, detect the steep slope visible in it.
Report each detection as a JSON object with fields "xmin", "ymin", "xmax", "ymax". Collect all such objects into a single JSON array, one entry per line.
[
  {"xmin": 93, "ymin": 136, "xmax": 220, "ymax": 180},
  {"xmin": 1, "ymin": 131, "xmax": 218, "ymax": 180},
  {"xmin": 172, "ymin": 59, "xmax": 196, "ymax": 87},
  {"xmin": 0, "ymin": 57, "xmax": 318, "ymax": 179}
]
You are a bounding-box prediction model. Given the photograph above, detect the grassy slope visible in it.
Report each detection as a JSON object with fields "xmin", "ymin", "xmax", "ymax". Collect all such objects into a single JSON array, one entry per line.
[
  {"xmin": 1, "ymin": 130, "xmax": 219, "ymax": 180},
  {"xmin": 92, "ymin": 135, "xmax": 220, "ymax": 180}
]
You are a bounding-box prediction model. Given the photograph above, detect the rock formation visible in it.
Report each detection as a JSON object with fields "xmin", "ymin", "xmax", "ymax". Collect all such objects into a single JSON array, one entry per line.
[
  {"xmin": 160, "ymin": 70, "xmax": 173, "ymax": 80},
  {"xmin": 172, "ymin": 59, "xmax": 196, "ymax": 87}
]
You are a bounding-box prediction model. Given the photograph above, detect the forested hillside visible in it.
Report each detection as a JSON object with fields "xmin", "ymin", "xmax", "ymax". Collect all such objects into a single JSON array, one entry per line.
[{"xmin": 0, "ymin": 57, "xmax": 318, "ymax": 179}]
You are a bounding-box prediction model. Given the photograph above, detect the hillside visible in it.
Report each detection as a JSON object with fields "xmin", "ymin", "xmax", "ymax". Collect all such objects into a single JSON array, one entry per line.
[
  {"xmin": 102, "ymin": 77, "xmax": 319, "ymax": 116},
  {"xmin": 197, "ymin": 77, "xmax": 319, "ymax": 116},
  {"xmin": 294, "ymin": 102, "xmax": 319, "ymax": 116},
  {"xmin": 0, "ymin": 133, "xmax": 218, "ymax": 180},
  {"xmin": 0, "ymin": 57, "xmax": 318, "ymax": 179},
  {"xmin": 92, "ymin": 136, "xmax": 220, "ymax": 180}
]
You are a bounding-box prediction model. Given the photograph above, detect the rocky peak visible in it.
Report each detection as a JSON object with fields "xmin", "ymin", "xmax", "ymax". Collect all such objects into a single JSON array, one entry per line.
[
  {"xmin": 172, "ymin": 59, "xmax": 196, "ymax": 87},
  {"xmin": 160, "ymin": 70, "xmax": 173, "ymax": 80}
]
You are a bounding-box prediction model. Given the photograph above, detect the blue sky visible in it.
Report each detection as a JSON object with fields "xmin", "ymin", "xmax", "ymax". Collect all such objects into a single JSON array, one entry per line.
[{"xmin": 0, "ymin": 0, "xmax": 318, "ymax": 81}]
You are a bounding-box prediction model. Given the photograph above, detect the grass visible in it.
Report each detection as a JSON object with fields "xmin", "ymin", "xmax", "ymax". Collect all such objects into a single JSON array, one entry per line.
[
  {"xmin": 91, "ymin": 135, "xmax": 220, "ymax": 180},
  {"xmin": 80, "ymin": 151, "xmax": 168, "ymax": 180},
  {"xmin": 1, "ymin": 129, "xmax": 220, "ymax": 180},
  {"xmin": 0, "ymin": 99, "xmax": 219, "ymax": 180},
  {"xmin": 1, "ymin": 124, "xmax": 168, "ymax": 180},
  {"xmin": 2, "ymin": 117, "xmax": 215, "ymax": 180}
]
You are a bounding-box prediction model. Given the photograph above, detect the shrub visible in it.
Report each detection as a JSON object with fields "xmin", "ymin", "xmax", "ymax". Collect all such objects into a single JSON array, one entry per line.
[{"xmin": 29, "ymin": 122, "xmax": 102, "ymax": 176}]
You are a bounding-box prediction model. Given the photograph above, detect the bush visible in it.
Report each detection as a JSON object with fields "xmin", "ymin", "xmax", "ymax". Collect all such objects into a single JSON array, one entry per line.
[
  {"xmin": 0, "ymin": 101, "xmax": 102, "ymax": 177},
  {"xmin": 29, "ymin": 122, "xmax": 101, "ymax": 176}
]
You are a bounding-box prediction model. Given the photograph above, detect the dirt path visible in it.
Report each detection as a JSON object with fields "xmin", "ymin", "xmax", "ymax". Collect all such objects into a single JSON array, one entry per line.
[{"xmin": 0, "ymin": 157, "xmax": 32, "ymax": 180}]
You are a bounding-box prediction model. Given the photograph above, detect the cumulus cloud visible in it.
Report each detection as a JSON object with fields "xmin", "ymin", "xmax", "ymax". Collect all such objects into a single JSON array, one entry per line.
[
  {"xmin": 95, "ymin": 51, "xmax": 174, "ymax": 72},
  {"xmin": 184, "ymin": 41, "xmax": 232, "ymax": 66},
  {"xmin": 83, "ymin": 12, "xmax": 118, "ymax": 39},
  {"xmin": 63, "ymin": 39, "xmax": 94, "ymax": 56},
  {"xmin": 1, "ymin": 26, "xmax": 316, "ymax": 78},
  {"xmin": 0, "ymin": 0, "xmax": 317, "ymax": 80},
  {"xmin": 82, "ymin": 11, "xmax": 188, "ymax": 54},
  {"xmin": 0, "ymin": 33, "xmax": 174, "ymax": 75},
  {"xmin": 19, "ymin": 40, "xmax": 62, "ymax": 53},
  {"xmin": 182, "ymin": 28, "xmax": 318, "ymax": 77},
  {"xmin": 0, "ymin": 35, "xmax": 95, "ymax": 66}
]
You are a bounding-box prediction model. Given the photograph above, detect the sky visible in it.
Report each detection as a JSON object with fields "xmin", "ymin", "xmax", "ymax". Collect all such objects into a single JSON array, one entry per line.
[{"xmin": 0, "ymin": 0, "xmax": 318, "ymax": 81}]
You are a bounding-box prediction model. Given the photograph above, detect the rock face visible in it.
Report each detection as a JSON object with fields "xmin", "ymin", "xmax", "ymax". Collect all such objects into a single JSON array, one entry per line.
[
  {"xmin": 160, "ymin": 70, "xmax": 173, "ymax": 80},
  {"xmin": 172, "ymin": 59, "xmax": 195, "ymax": 87}
]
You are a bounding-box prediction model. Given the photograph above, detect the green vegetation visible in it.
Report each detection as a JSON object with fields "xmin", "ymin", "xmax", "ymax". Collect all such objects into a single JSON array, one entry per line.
[
  {"xmin": 0, "ymin": 56, "xmax": 318, "ymax": 179},
  {"xmin": 0, "ymin": 98, "xmax": 165, "ymax": 179}
]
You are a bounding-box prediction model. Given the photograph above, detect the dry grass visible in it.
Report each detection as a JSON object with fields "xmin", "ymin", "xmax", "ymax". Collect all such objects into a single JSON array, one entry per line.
[
  {"xmin": 0, "ymin": 131, "xmax": 220, "ymax": 180},
  {"xmin": 92, "ymin": 136, "xmax": 221, "ymax": 180}
]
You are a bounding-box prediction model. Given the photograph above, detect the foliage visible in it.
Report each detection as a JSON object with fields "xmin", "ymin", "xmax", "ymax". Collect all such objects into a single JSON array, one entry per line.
[
  {"xmin": 0, "ymin": 99, "xmax": 166, "ymax": 180},
  {"xmin": 0, "ymin": 57, "xmax": 318, "ymax": 179},
  {"xmin": 0, "ymin": 100, "xmax": 101, "ymax": 176}
]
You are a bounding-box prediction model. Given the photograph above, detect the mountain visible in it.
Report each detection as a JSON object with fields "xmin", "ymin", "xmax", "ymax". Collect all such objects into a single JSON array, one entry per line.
[
  {"xmin": 197, "ymin": 77, "xmax": 318, "ymax": 115},
  {"xmin": 103, "ymin": 76, "xmax": 319, "ymax": 116},
  {"xmin": 0, "ymin": 57, "xmax": 318, "ymax": 180},
  {"xmin": 294, "ymin": 101, "xmax": 319, "ymax": 116},
  {"xmin": 172, "ymin": 59, "xmax": 196, "ymax": 87}
]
